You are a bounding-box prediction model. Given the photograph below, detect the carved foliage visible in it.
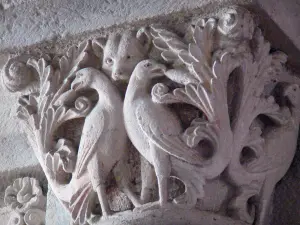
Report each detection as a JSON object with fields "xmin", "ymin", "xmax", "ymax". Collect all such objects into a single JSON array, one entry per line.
[
  {"xmin": 4, "ymin": 177, "xmax": 46, "ymax": 225},
  {"xmin": 2, "ymin": 6, "xmax": 300, "ymax": 225},
  {"xmin": 2, "ymin": 41, "xmax": 100, "ymax": 224},
  {"xmin": 149, "ymin": 6, "xmax": 300, "ymax": 225}
]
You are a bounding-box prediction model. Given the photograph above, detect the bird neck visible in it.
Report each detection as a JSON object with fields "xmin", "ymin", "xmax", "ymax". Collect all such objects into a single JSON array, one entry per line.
[
  {"xmin": 89, "ymin": 75, "xmax": 120, "ymax": 106},
  {"xmin": 89, "ymin": 77, "xmax": 108, "ymax": 91},
  {"xmin": 126, "ymin": 74, "xmax": 152, "ymax": 101}
]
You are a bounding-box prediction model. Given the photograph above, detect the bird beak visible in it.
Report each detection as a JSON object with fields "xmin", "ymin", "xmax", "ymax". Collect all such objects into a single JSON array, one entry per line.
[{"xmin": 150, "ymin": 63, "xmax": 166, "ymax": 76}]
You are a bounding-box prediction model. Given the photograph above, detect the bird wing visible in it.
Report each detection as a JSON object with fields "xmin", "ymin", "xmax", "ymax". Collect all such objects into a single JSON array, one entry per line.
[
  {"xmin": 135, "ymin": 105, "xmax": 210, "ymax": 166},
  {"xmin": 74, "ymin": 109, "xmax": 107, "ymax": 178}
]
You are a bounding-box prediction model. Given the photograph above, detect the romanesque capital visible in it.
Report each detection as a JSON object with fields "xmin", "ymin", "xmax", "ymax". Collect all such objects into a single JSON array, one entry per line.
[{"xmin": 2, "ymin": 6, "xmax": 300, "ymax": 225}]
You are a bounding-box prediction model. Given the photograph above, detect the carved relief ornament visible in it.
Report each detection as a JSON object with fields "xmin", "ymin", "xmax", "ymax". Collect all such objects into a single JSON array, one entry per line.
[
  {"xmin": 2, "ymin": 6, "xmax": 300, "ymax": 225},
  {"xmin": 4, "ymin": 177, "xmax": 46, "ymax": 225}
]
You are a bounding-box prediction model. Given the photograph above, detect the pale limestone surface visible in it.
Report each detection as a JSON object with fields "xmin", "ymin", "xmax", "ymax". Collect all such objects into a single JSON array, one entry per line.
[
  {"xmin": 0, "ymin": 54, "xmax": 40, "ymax": 182},
  {"xmin": 0, "ymin": 0, "xmax": 252, "ymax": 52},
  {"xmin": 45, "ymin": 187, "xmax": 71, "ymax": 225},
  {"xmin": 0, "ymin": 54, "xmax": 37, "ymax": 171},
  {"xmin": 0, "ymin": 1, "xmax": 300, "ymax": 225},
  {"xmin": 1, "ymin": 0, "xmax": 300, "ymax": 61},
  {"xmin": 94, "ymin": 207, "xmax": 249, "ymax": 225},
  {"xmin": 0, "ymin": 54, "xmax": 45, "ymax": 224},
  {"xmin": 0, "ymin": 207, "xmax": 13, "ymax": 224},
  {"xmin": 0, "ymin": 55, "xmax": 38, "ymax": 177}
]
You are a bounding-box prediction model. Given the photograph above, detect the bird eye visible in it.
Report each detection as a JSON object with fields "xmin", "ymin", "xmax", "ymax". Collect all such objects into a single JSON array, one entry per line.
[
  {"xmin": 106, "ymin": 58, "xmax": 113, "ymax": 65},
  {"xmin": 144, "ymin": 62, "xmax": 152, "ymax": 68},
  {"xmin": 126, "ymin": 55, "xmax": 131, "ymax": 59}
]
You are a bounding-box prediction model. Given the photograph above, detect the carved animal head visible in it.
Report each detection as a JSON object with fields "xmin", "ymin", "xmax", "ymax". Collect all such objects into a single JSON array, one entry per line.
[
  {"xmin": 93, "ymin": 27, "xmax": 152, "ymax": 82},
  {"xmin": 133, "ymin": 59, "xmax": 166, "ymax": 80},
  {"xmin": 283, "ymin": 84, "xmax": 300, "ymax": 107},
  {"xmin": 71, "ymin": 70, "xmax": 93, "ymax": 91}
]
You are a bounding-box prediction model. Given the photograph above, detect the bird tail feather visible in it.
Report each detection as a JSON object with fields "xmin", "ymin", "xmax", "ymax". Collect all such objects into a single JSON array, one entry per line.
[
  {"xmin": 171, "ymin": 157, "xmax": 206, "ymax": 208},
  {"xmin": 69, "ymin": 182, "xmax": 93, "ymax": 225}
]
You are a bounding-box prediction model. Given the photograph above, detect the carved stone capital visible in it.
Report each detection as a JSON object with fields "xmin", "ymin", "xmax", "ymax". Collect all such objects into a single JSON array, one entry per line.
[{"xmin": 1, "ymin": 6, "xmax": 300, "ymax": 225}]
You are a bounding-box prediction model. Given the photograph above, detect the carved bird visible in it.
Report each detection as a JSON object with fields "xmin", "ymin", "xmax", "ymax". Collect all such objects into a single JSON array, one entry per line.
[
  {"xmin": 124, "ymin": 59, "xmax": 211, "ymax": 208},
  {"xmin": 71, "ymin": 67, "xmax": 127, "ymax": 217}
]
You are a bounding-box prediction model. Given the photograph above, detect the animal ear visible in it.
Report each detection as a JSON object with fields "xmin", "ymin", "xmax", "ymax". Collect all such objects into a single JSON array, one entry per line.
[
  {"xmin": 92, "ymin": 37, "xmax": 107, "ymax": 58},
  {"xmin": 136, "ymin": 27, "xmax": 152, "ymax": 53}
]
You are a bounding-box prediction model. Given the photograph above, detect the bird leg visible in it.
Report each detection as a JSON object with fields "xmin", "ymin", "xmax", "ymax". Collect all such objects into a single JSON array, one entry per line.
[
  {"xmin": 122, "ymin": 185, "xmax": 142, "ymax": 207},
  {"xmin": 133, "ymin": 145, "xmax": 172, "ymax": 213},
  {"xmin": 95, "ymin": 184, "xmax": 112, "ymax": 217},
  {"xmin": 140, "ymin": 155, "xmax": 157, "ymax": 204},
  {"xmin": 151, "ymin": 144, "xmax": 171, "ymax": 207},
  {"xmin": 157, "ymin": 175, "xmax": 168, "ymax": 206},
  {"xmin": 87, "ymin": 155, "xmax": 112, "ymax": 218},
  {"xmin": 113, "ymin": 157, "xmax": 142, "ymax": 207}
]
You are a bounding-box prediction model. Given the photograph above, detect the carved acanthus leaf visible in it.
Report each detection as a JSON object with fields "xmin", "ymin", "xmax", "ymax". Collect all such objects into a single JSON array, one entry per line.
[
  {"xmin": 5, "ymin": 178, "xmax": 46, "ymax": 225},
  {"xmin": 151, "ymin": 18, "xmax": 217, "ymax": 86},
  {"xmin": 59, "ymin": 41, "xmax": 94, "ymax": 78},
  {"xmin": 241, "ymin": 126, "xmax": 265, "ymax": 168},
  {"xmin": 2, "ymin": 6, "xmax": 300, "ymax": 225},
  {"xmin": 5, "ymin": 177, "xmax": 45, "ymax": 213},
  {"xmin": 45, "ymin": 139, "xmax": 77, "ymax": 174},
  {"xmin": 182, "ymin": 118, "xmax": 220, "ymax": 150}
]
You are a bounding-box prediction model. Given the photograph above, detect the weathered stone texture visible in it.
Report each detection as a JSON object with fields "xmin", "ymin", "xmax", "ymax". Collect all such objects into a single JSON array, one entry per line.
[{"xmin": 0, "ymin": 1, "xmax": 300, "ymax": 225}]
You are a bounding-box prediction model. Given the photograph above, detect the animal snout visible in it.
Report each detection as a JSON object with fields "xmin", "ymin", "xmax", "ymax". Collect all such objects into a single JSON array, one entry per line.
[
  {"xmin": 112, "ymin": 70, "xmax": 129, "ymax": 81},
  {"xmin": 113, "ymin": 70, "xmax": 123, "ymax": 77}
]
